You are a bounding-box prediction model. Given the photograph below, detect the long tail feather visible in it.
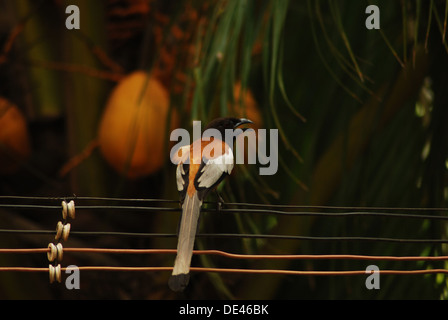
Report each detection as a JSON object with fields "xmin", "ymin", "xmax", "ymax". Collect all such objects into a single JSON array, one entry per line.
[{"xmin": 169, "ymin": 193, "xmax": 202, "ymax": 292}]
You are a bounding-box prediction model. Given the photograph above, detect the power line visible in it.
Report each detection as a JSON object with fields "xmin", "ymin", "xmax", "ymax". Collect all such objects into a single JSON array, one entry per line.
[
  {"xmin": 1, "ymin": 266, "xmax": 447, "ymax": 276},
  {"xmin": 1, "ymin": 228, "xmax": 447, "ymax": 243},
  {"xmin": 2, "ymin": 247, "xmax": 448, "ymax": 262},
  {"xmin": 0, "ymin": 196, "xmax": 447, "ymax": 284},
  {"xmin": 1, "ymin": 197, "xmax": 447, "ymax": 221}
]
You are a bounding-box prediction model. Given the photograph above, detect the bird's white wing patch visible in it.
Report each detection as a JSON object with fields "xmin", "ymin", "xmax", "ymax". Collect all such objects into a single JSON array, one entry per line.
[
  {"xmin": 197, "ymin": 148, "xmax": 234, "ymax": 189},
  {"xmin": 176, "ymin": 163, "xmax": 185, "ymax": 191},
  {"xmin": 174, "ymin": 145, "xmax": 190, "ymax": 192}
]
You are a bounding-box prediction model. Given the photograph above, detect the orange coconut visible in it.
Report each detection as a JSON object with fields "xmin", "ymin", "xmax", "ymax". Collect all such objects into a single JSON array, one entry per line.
[
  {"xmin": 0, "ymin": 98, "xmax": 31, "ymax": 174},
  {"xmin": 98, "ymin": 71, "xmax": 178, "ymax": 178},
  {"xmin": 229, "ymin": 82, "xmax": 262, "ymax": 166},
  {"xmin": 231, "ymin": 82, "xmax": 262, "ymax": 128}
]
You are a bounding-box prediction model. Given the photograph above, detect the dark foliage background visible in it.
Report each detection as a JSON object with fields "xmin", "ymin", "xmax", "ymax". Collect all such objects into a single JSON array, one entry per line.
[{"xmin": 0, "ymin": 0, "xmax": 447, "ymax": 299}]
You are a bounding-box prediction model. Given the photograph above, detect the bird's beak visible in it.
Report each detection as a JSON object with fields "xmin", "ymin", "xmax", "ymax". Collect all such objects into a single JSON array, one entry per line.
[{"xmin": 234, "ymin": 118, "xmax": 253, "ymax": 129}]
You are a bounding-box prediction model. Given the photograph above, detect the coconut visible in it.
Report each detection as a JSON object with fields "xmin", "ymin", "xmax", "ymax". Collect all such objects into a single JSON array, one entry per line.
[
  {"xmin": 231, "ymin": 82, "xmax": 262, "ymax": 128},
  {"xmin": 0, "ymin": 97, "xmax": 31, "ymax": 174},
  {"xmin": 230, "ymin": 82, "xmax": 262, "ymax": 166},
  {"xmin": 98, "ymin": 71, "xmax": 179, "ymax": 178}
]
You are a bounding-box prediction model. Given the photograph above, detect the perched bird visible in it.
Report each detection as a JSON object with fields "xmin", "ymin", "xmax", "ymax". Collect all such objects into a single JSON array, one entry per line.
[{"xmin": 169, "ymin": 117, "xmax": 253, "ymax": 292}]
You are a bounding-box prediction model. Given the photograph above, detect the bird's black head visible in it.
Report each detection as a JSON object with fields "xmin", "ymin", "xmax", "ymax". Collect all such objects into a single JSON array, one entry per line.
[{"xmin": 204, "ymin": 117, "xmax": 253, "ymax": 135}]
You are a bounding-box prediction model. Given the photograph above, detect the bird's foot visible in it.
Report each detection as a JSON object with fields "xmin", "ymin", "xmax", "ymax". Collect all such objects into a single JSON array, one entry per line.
[{"xmin": 216, "ymin": 191, "xmax": 225, "ymax": 212}]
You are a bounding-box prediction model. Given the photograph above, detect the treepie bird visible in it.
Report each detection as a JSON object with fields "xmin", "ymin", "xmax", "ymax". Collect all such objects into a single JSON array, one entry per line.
[{"xmin": 169, "ymin": 117, "xmax": 253, "ymax": 292}]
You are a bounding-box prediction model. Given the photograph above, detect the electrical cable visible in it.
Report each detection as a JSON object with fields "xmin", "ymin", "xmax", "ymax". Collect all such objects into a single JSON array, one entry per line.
[{"xmin": 0, "ymin": 196, "xmax": 447, "ymax": 282}]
